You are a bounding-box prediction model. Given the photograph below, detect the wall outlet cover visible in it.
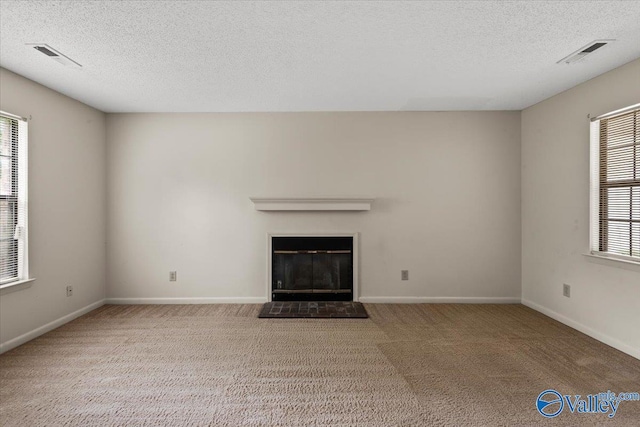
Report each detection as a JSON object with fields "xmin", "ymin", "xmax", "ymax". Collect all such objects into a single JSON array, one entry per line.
[
  {"xmin": 401, "ymin": 270, "xmax": 409, "ymax": 281},
  {"xmin": 563, "ymin": 283, "xmax": 571, "ymax": 298}
]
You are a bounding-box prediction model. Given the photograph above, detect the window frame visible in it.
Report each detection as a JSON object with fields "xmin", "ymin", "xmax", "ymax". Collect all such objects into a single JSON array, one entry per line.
[
  {"xmin": 0, "ymin": 110, "xmax": 30, "ymax": 288},
  {"xmin": 590, "ymin": 103, "xmax": 640, "ymax": 264}
]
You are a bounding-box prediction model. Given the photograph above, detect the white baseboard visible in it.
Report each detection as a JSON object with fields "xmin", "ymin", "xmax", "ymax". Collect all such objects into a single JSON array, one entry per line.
[
  {"xmin": 358, "ymin": 296, "xmax": 521, "ymax": 304},
  {"xmin": 105, "ymin": 297, "xmax": 268, "ymax": 305},
  {"xmin": 0, "ymin": 299, "xmax": 105, "ymax": 354},
  {"xmin": 522, "ymin": 299, "xmax": 640, "ymax": 360}
]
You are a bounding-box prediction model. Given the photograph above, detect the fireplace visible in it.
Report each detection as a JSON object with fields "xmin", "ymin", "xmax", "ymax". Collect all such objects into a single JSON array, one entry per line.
[{"xmin": 271, "ymin": 236, "xmax": 354, "ymax": 301}]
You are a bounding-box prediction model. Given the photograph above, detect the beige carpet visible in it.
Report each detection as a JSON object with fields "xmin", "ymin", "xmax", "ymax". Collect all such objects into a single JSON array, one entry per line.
[{"xmin": 0, "ymin": 304, "xmax": 639, "ymax": 426}]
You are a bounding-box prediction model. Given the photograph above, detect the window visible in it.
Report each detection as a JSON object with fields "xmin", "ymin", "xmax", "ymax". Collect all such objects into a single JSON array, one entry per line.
[
  {"xmin": 590, "ymin": 104, "xmax": 640, "ymax": 262},
  {"xmin": 0, "ymin": 111, "xmax": 28, "ymax": 285}
]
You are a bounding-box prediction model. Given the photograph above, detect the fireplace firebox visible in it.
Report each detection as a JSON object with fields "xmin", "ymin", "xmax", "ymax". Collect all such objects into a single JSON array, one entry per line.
[{"xmin": 271, "ymin": 236, "xmax": 353, "ymax": 301}]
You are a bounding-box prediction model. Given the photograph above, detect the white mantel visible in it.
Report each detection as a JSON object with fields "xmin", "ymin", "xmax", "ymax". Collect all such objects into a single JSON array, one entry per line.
[{"xmin": 250, "ymin": 197, "xmax": 374, "ymax": 211}]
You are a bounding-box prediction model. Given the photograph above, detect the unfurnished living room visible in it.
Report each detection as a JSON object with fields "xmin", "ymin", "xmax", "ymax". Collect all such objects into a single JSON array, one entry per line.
[{"xmin": 1, "ymin": 1, "xmax": 639, "ymax": 426}]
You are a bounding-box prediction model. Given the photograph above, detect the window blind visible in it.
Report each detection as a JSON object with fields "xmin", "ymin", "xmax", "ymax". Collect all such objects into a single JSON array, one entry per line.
[
  {"xmin": 0, "ymin": 112, "xmax": 28, "ymax": 284},
  {"xmin": 594, "ymin": 107, "xmax": 640, "ymax": 259}
]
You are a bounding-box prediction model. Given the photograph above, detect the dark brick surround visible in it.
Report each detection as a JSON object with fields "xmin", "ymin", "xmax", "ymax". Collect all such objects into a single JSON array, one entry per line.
[{"xmin": 258, "ymin": 302, "xmax": 368, "ymax": 318}]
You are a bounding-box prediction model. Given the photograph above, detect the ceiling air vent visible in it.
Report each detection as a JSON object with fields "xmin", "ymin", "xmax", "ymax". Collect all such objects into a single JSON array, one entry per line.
[
  {"xmin": 26, "ymin": 43, "xmax": 82, "ymax": 69},
  {"xmin": 557, "ymin": 40, "xmax": 614, "ymax": 64}
]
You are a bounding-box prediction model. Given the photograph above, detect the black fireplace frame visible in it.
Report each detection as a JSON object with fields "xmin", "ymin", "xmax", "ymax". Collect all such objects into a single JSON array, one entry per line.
[{"xmin": 270, "ymin": 235, "xmax": 355, "ymax": 302}]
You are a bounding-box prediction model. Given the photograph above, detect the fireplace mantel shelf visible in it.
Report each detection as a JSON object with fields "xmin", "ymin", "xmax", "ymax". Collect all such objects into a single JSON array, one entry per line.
[{"xmin": 250, "ymin": 197, "xmax": 374, "ymax": 211}]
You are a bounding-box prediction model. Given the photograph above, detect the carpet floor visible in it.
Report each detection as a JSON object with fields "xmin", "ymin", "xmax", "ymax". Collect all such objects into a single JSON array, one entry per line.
[{"xmin": 0, "ymin": 304, "xmax": 639, "ymax": 426}]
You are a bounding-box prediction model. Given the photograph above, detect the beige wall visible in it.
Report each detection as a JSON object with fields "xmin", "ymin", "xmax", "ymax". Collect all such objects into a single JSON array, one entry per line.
[
  {"xmin": 522, "ymin": 58, "xmax": 640, "ymax": 358},
  {"xmin": 106, "ymin": 112, "xmax": 522, "ymax": 302},
  {"xmin": 0, "ymin": 68, "xmax": 107, "ymax": 348}
]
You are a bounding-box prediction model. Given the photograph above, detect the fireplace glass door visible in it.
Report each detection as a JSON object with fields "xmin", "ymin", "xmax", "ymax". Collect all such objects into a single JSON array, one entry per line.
[{"xmin": 272, "ymin": 237, "xmax": 353, "ymax": 301}]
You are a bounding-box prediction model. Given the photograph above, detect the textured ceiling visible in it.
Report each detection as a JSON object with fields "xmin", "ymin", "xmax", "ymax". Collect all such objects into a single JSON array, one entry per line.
[{"xmin": 1, "ymin": 1, "xmax": 639, "ymax": 112}]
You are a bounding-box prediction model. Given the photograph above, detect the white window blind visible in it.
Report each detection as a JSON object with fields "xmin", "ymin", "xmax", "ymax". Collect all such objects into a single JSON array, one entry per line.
[
  {"xmin": 590, "ymin": 104, "xmax": 640, "ymax": 261},
  {"xmin": 0, "ymin": 111, "xmax": 28, "ymax": 285}
]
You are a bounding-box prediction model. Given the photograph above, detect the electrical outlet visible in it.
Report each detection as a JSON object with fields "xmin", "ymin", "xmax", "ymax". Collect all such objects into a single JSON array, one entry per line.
[
  {"xmin": 563, "ymin": 283, "xmax": 571, "ymax": 298},
  {"xmin": 169, "ymin": 271, "xmax": 177, "ymax": 282},
  {"xmin": 401, "ymin": 270, "xmax": 409, "ymax": 281},
  {"xmin": 66, "ymin": 286, "xmax": 73, "ymax": 297}
]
